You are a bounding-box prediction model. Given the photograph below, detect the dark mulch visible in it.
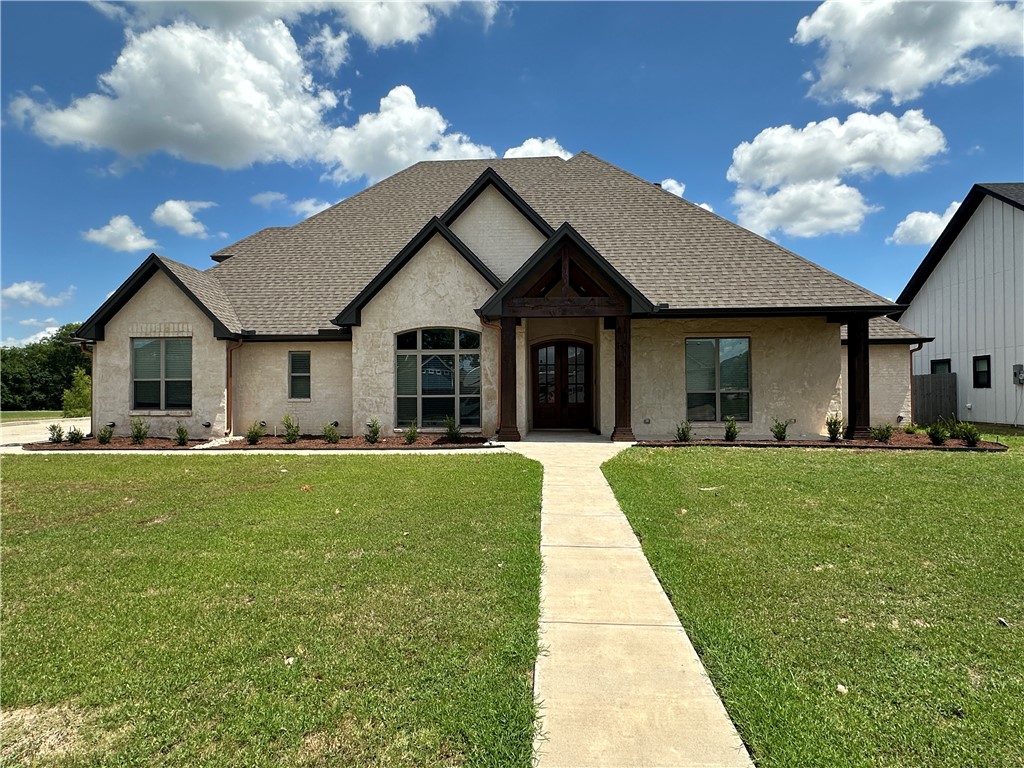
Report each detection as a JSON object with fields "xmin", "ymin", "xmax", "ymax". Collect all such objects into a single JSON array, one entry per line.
[
  {"xmin": 24, "ymin": 434, "xmax": 497, "ymax": 451},
  {"xmin": 638, "ymin": 431, "xmax": 1007, "ymax": 452}
]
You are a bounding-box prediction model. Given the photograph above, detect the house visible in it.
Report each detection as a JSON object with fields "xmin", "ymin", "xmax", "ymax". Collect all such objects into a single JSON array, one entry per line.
[
  {"xmin": 896, "ymin": 183, "xmax": 1024, "ymax": 426},
  {"xmin": 76, "ymin": 151, "xmax": 907, "ymax": 441}
]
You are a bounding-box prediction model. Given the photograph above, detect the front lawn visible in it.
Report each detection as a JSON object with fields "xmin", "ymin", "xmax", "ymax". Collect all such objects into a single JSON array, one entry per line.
[
  {"xmin": 604, "ymin": 440, "xmax": 1024, "ymax": 768},
  {"xmin": 1, "ymin": 410, "xmax": 64, "ymax": 423},
  {"xmin": 1, "ymin": 454, "xmax": 542, "ymax": 767}
]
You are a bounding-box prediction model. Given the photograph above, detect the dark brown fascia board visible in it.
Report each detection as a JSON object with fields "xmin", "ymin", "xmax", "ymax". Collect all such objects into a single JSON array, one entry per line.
[
  {"xmin": 480, "ymin": 222, "xmax": 654, "ymax": 318},
  {"xmin": 894, "ymin": 184, "xmax": 1024, "ymax": 312},
  {"xmin": 439, "ymin": 167, "xmax": 555, "ymax": 238},
  {"xmin": 841, "ymin": 336, "xmax": 935, "ymax": 345},
  {"xmin": 76, "ymin": 253, "xmax": 236, "ymax": 341},
  {"xmin": 237, "ymin": 330, "xmax": 353, "ymax": 342},
  {"xmin": 332, "ymin": 217, "xmax": 502, "ymax": 327},
  {"xmin": 621, "ymin": 305, "xmax": 900, "ymax": 320}
]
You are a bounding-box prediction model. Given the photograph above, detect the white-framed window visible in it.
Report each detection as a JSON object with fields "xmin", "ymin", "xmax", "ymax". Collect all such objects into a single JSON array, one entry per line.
[
  {"xmin": 289, "ymin": 351, "xmax": 311, "ymax": 399},
  {"xmin": 132, "ymin": 337, "xmax": 192, "ymax": 410},
  {"xmin": 685, "ymin": 337, "xmax": 751, "ymax": 421},
  {"xmin": 396, "ymin": 328, "xmax": 481, "ymax": 428}
]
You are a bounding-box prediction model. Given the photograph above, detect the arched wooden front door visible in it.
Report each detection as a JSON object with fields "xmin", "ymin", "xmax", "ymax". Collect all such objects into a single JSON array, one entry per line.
[{"xmin": 532, "ymin": 341, "xmax": 593, "ymax": 429}]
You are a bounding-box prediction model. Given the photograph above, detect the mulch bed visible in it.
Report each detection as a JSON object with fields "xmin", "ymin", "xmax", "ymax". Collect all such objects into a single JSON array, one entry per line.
[
  {"xmin": 638, "ymin": 431, "xmax": 1007, "ymax": 452},
  {"xmin": 23, "ymin": 435, "xmax": 497, "ymax": 451}
]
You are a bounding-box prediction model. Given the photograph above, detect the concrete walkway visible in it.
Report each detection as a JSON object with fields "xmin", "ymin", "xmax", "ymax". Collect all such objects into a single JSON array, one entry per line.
[{"xmin": 508, "ymin": 435, "xmax": 753, "ymax": 768}]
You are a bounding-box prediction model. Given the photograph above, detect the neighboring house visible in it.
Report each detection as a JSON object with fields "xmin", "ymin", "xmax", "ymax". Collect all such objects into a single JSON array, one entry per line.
[
  {"xmin": 77, "ymin": 152, "xmax": 905, "ymax": 441},
  {"xmin": 896, "ymin": 183, "xmax": 1024, "ymax": 426}
]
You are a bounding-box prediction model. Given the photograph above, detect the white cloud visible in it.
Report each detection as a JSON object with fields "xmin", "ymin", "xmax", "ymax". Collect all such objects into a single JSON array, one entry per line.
[
  {"xmin": 887, "ymin": 201, "xmax": 961, "ymax": 245},
  {"xmin": 1, "ymin": 281, "xmax": 76, "ymax": 307},
  {"xmin": 727, "ymin": 110, "xmax": 946, "ymax": 238},
  {"xmin": 290, "ymin": 197, "xmax": 332, "ymax": 218},
  {"xmin": 18, "ymin": 317, "xmax": 59, "ymax": 327},
  {"xmin": 659, "ymin": 178, "xmax": 686, "ymax": 197},
  {"xmin": 794, "ymin": 0, "xmax": 1024, "ymax": 107},
  {"xmin": 249, "ymin": 190, "xmax": 332, "ymax": 218},
  {"xmin": 323, "ymin": 85, "xmax": 495, "ymax": 183},
  {"xmin": 251, "ymin": 191, "xmax": 289, "ymax": 208},
  {"xmin": 305, "ymin": 24, "xmax": 350, "ymax": 74},
  {"xmin": 152, "ymin": 199, "xmax": 217, "ymax": 238},
  {"xmin": 503, "ymin": 137, "xmax": 572, "ymax": 160},
  {"xmin": 697, "ymin": 202, "xmax": 714, "ymax": 213},
  {"xmin": 3, "ymin": 327, "xmax": 61, "ymax": 348},
  {"xmin": 83, "ymin": 215, "xmax": 158, "ymax": 252}
]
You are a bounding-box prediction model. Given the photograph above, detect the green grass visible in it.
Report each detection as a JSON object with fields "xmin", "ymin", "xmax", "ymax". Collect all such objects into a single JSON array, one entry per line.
[
  {"xmin": 603, "ymin": 440, "xmax": 1024, "ymax": 768},
  {"xmin": 1, "ymin": 410, "xmax": 64, "ymax": 423},
  {"xmin": 1, "ymin": 454, "xmax": 542, "ymax": 767}
]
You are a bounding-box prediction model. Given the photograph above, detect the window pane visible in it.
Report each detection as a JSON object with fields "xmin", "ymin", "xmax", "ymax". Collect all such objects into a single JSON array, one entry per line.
[
  {"xmin": 290, "ymin": 351, "xmax": 311, "ymax": 375},
  {"xmin": 459, "ymin": 353, "xmax": 481, "ymax": 395},
  {"xmin": 422, "ymin": 398, "xmax": 455, "ymax": 427},
  {"xmin": 164, "ymin": 339, "xmax": 192, "ymax": 379},
  {"xmin": 685, "ymin": 339, "xmax": 716, "ymax": 391},
  {"xmin": 459, "ymin": 330, "xmax": 480, "ymax": 349},
  {"xmin": 719, "ymin": 338, "xmax": 749, "ymax": 390},
  {"xmin": 931, "ymin": 359, "xmax": 951, "ymax": 375},
  {"xmin": 975, "ymin": 357, "xmax": 989, "ymax": 373},
  {"xmin": 134, "ymin": 380, "xmax": 160, "ymax": 409},
  {"xmin": 397, "ymin": 397, "xmax": 417, "ymax": 427},
  {"xmin": 422, "ymin": 354, "xmax": 454, "ymax": 395},
  {"xmin": 290, "ymin": 375, "xmax": 311, "ymax": 399},
  {"xmin": 687, "ymin": 392, "xmax": 716, "ymax": 421},
  {"xmin": 422, "ymin": 328, "xmax": 454, "ymax": 349},
  {"xmin": 721, "ymin": 392, "xmax": 750, "ymax": 421},
  {"xmin": 397, "ymin": 354, "xmax": 417, "ymax": 396},
  {"xmin": 460, "ymin": 397, "xmax": 481, "ymax": 427},
  {"xmin": 133, "ymin": 339, "xmax": 161, "ymax": 379},
  {"xmin": 165, "ymin": 381, "xmax": 192, "ymax": 409},
  {"xmin": 397, "ymin": 331, "xmax": 417, "ymax": 350}
]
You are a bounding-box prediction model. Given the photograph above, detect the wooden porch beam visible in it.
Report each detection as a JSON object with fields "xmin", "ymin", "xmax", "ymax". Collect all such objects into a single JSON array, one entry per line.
[
  {"xmin": 611, "ymin": 315, "xmax": 635, "ymax": 441},
  {"xmin": 846, "ymin": 314, "xmax": 871, "ymax": 439},
  {"xmin": 496, "ymin": 316, "xmax": 521, "ymax": 441}
]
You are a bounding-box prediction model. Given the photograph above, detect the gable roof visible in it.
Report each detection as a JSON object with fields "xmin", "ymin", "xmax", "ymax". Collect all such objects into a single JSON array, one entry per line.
[
  {"xmin": 440, "ymin": 167, "xmax": 555, "ymax": 237},
  {"xmin": 895, "ymin": 182, "xmax": 1024, "ymax": 311},
  {"xmin": 77, "ymin": 254, "xmax": 240, "ymax": 341},
  {"xmin": 840, "ymin": 317, "xmax": 932, "ymax": 345}
]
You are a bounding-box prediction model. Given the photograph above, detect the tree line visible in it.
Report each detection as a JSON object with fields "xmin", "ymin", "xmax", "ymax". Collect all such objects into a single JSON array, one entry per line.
[{"xmin": 1, "ymin": 323, "xmax": 92, "ymax": 411}]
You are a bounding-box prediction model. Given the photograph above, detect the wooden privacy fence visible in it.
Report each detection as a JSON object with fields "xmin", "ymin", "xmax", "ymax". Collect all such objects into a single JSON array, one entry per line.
[{"xmin": 912, "ymin": 372, "xmax": 958, "ymax": 425}]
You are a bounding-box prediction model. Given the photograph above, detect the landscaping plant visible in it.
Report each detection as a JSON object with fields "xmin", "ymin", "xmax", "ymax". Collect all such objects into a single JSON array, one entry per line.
[
  {"xmin": 770, "ymin": 418, "xmax": 789, "ymax": 441},
  {"xmin": 364, "ymin": 417, "xmax": 381, "ymax": 444},
  {"xmin": 824, "ymin": 412, "xmax": 844, "ymax": 442},
  {"xmin": 66, "ymin": 426, "xmax": 85, "ymax": 444},
  {"xmin": 675, "ymin": 420, "xmax": 692, "ymax": 442},
  {"xmin": 245, "ymin": 421, "xmax": 265, "ymax": 445},
  {"xmin": 724, "ymin": 415, "xmax": 739, "ymax": 442},
  {"xmin": 97, "ymin": 424, "xmax": 113, "ymax": 445},
  {"xmin": 129, "ymin": 417, "xmax": 149, "ymax": 445},
  {"xmin": 281, "ymin": 414, "xmax": 300, "ymax": 444},
  {"xmin": 322, "ymin": 422, "xmax": 340, "ymax": 444},
  {"xmin": 47, "ymin": 424, "xmax": 64, "ymax": 443},
  {"xmin": 958, "ymin": 421, "xmax": 981, "ymax": 447},
  {"xmin": 869, "ymin": 423, "xmax": 894, "ymax": 443},
  {"xmin": 444, "ymin": 415, "xmax": 464, "ymax": 443},
  {"xmin": 902, "ymin": 421, "xmax": 920, "ymax": 434},
  {"xmin": 174, "ymin": 423, "xmax": 189, "ymax": 446},
  {"xmin": 926, "ymin": 422, "xmax": 949, "ymax": 445},
  {"xmin": 404, "ymin": 421, "xmax": 419, "ymax": 445}
]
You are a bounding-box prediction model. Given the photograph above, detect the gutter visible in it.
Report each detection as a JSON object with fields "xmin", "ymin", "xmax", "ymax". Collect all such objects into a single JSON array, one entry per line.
[{"xmin": 225, "ymin": 339, "xmax": 244, "ymax": 435}]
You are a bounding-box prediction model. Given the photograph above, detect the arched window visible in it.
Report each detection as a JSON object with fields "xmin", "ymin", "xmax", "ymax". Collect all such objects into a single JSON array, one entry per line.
[{"xmin": 396, "ymin": 328, "xmax": 481, "ymax": 428}]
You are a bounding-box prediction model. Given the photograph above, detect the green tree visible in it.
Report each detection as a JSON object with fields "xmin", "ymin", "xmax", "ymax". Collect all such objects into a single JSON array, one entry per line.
[
  {"xmin": 1, "ymin": 323, "xmax": 91, "ymax": 411},
  {"xmin": 62, "ymin": 367, "xmax": 92, "ymax": 417}
]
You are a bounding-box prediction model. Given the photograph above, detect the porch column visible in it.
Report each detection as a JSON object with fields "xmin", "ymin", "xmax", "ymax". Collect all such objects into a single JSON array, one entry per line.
[
  {"xmin": 846, "ymin": 314, "xmax": 871, "ymax": 439},
  {"xmin": 611, "ymin": 315, "xmax": 635, "ymax": 441},
  {"xmin": 496, "ymin": 316, "xmax": 521, "ymax": 441}
]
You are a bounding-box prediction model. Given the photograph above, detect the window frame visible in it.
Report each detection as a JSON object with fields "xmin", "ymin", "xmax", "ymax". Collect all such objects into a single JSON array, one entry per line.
[
  {"xmin": 288, "ymin": 351, "xmax": 312, "ymax": 400},
  {"xmin": 684, "ymin": 336, "xmax": 752, "ymax": 422},
  {"xmin": 131, "ymin": 337, "xmax": 193, "ymax": 411},
  {"xmin": 395, "ymin": 328, "xmax": 481, "ymax": 429},
  {"xmin": 972, "ymin": 355, "xmax": 991, "ymax": 389},
  {"xmin": 930, "ymin": 358, "xmax": 952, "ymax": 375}
]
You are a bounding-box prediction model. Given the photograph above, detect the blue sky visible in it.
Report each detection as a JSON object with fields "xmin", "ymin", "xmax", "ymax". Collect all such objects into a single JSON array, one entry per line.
[{"xmin": 2, "ymin": 1, "xmax": 1021, "ymax": 345}]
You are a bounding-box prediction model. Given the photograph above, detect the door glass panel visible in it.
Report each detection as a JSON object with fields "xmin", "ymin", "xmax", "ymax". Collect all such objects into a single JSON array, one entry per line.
[
  {"xmin": 422, "ymin": 354, "xmax": 454, "ymax": 395},
  {"xmin": 537, "ymin": 346, "xmax": 555, "ymax": 405},
  {"xmin": 567, "ymin": 345, "xmax": 586, "ymax": 404}
]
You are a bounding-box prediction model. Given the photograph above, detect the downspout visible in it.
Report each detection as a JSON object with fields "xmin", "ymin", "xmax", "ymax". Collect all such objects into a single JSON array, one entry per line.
[
  {"xmin": 225, "ymin": 339, "xmax": 244, "ymax": 435},
  {"xmin": 480, "ymin": 316, "xmax": 502, "ymax": 432},
  {"xmin": 78, "ymin": 342, "xmax": 94, "ymax": 436},
  {"xmin": 908, "ymin": 341, "xmax": 925, "ymax": 423}
]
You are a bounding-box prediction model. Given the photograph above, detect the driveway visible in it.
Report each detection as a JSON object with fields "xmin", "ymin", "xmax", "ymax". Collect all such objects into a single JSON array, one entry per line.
[{"xmin": 0, "ymin": 417, "xmax": 92, "ymax": 446}]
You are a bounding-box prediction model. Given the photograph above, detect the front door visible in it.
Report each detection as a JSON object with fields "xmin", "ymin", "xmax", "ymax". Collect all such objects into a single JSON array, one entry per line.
[{"xmin": 533, "ymin": 341, "xmax": 592, "ymax": 429}]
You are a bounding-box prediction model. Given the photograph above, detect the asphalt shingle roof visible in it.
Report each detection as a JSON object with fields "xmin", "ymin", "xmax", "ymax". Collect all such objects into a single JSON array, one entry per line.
[
  {"xmin": 204, "ymin": 151, "xmax": 894, "ymax": 335},
  {"xmin": 840, "ymin": 316, "xmax": 930, "ymax": 343}
]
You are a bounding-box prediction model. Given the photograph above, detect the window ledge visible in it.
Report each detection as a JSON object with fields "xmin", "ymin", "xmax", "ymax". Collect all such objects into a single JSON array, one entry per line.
[
  {"xmin": 393, "ymin": 428, "xmax": 483, "ymax": 434},
  {"xmin": 287, "ymin": 399, "xmax": 312, "ymax": 403},
  {"xmin": 130, "ymin": 410, "xmax": 193, "ymax": 417}
]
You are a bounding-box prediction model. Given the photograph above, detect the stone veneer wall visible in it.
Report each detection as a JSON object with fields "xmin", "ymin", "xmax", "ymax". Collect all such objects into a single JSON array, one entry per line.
[
  {"xmin": 93, "ymin": 270, "xmax": 227, "ymax": 439},
  {"xmin": 840, "ymin": 344, "xmax": 913, "ymax": 426},
  {"xmin": 448, "ymin": 185, "xmax": 547, "ymax": 281}
]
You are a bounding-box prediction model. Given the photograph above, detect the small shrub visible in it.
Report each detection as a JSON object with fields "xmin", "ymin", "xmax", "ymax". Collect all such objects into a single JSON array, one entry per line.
[
  {"xmin": 97, "ymin": 425, "xmax": 113, "ymax": 445},
  {"xmin": 926, "ymin": 422, "xmax": 949, "ymax": 446},
  {"xmin": 245, "ymin": 421, "xmax": 265, "ymax": 445},
  {"xmin": 869, "ymin": 423, "xmax": 895, "ymax": 443},
  {"xmin": 957, "ymin": 421, "xmax": 981, "ymax": 447},
  {"xmin": 47, "ymin": 424, "xmax": 64, "ymax": 443},
  {"xmin": 130, "ymin": 418, "xmax": 149, "ymax": 445},
  {"xmin": 404, "ymin": 421, "xmax": 419, "ymax": 445},
  {"xmin": 66, "ymin": 426, "xmax": 84, "ymax": 444},
  {"xmin": 825, "ymin": 413, "xmax": 845, "ymax": 442},
  {"xmin": 281, "ymin": 415, "xmax": 300, "ymax": 444},
  {"xmin": 61, "ymin": 367, "xmax": 92, "ymax": 417},
  {"xmin": 174, "ymin": 422, "xmax": 189, "ymax": 446},
  {"xmin": 675, "ymin": 420, "xmax": 692, "ymax": 442},
  {"xmin": 770, "ymin": 418, "xmax": 789, "ymax": 441},
  {"xmin": 902, "ymin": 422, "xmax": 920, "ymax": 434},
  {"xmin": 364, "ymin": 417, "xmax": 381, "ymax": 444},
  {"xmin": 322, "ymin": 422, "xmax": 340, "ymax": 444},
  {"xmin": 724, "ymin": 416, "xmax": 739, "ymax": 442},
  {"xmin": 444, "ymin": 415, "xmax": 464, "ymax": 443}
]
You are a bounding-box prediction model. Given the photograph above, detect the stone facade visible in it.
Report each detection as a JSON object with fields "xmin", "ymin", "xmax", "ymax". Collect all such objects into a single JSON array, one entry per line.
[
  {"xmin": 448, "ymin": 185, "xmax": 547, "ymax": 281},
  {"xmin": 840, "ymin": 344, "xmax": 913, "ymax": 426}
]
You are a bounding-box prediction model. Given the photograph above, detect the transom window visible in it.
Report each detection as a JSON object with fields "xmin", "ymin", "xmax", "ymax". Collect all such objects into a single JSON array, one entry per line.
[
  {"xmin": 396, "ymin": 328, "xmax": 481, "ymax": 428},
  {"xmin": 289, "ymin": 351, "xmax": 311, "ymax": 399},
  {"xmin": 685, "ymin": 337, "xmax": 750, "ymax": 421},
  {"xmin": 132, "ymin": 337, "xmax": 192, "ymax": 410}
]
